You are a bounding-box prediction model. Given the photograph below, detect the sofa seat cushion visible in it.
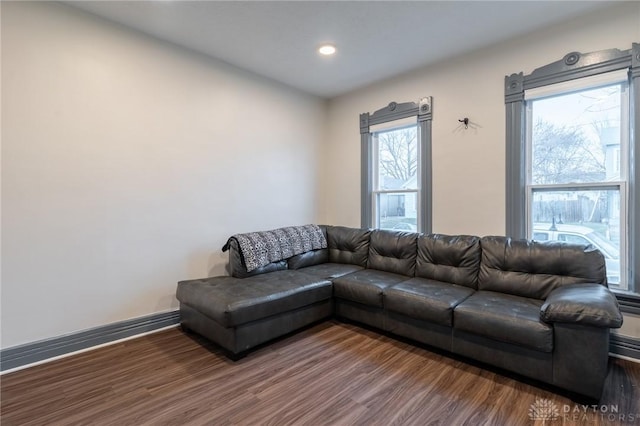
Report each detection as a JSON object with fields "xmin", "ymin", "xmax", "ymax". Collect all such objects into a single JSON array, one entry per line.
[
  {"xmin": 176, "ymin": 271, "xmax": 332, "ymax": 327},
  {"xmin": 333, "ymin": 269, "xmax": 410, "ymax": 307},
  {"xmin": 384, "ymin": 278, "xmax": 475, "ymax": 326},
  {"xmin": 453, "ymin": 291, "xmax": 553, "ymax": 352},
  {"xmin": 299, "ymin": 263, "xmax": 363, "ymax": 281}
]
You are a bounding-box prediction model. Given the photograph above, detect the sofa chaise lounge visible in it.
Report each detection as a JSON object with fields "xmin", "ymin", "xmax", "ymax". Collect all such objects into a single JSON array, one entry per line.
[{"xmin": 176, "ymin": 225, "xmax": 623, "ymax": 399}]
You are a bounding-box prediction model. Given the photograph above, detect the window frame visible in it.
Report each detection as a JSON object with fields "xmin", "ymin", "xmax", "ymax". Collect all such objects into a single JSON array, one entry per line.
[
  {"xmin": 505, "ymin": 43, "xmax": 640, "ymax": 299},
  {"xmin": 360, "ymin": 98, "xmax": 433, "ymax": 233}
]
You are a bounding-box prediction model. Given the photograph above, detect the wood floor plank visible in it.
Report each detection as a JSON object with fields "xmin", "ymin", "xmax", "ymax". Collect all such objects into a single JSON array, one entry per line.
[{"xmin": 2, "ymin": 321, "xmax": 639, "ymax": 425}]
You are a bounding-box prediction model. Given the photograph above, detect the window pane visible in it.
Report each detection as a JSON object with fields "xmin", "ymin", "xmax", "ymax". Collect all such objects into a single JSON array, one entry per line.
[
  {"xmin": 376, "ymin": 126, "xmax": 418, "ymax": 190},
  {"xmin": 531, "ymin": 189, "xmax": 621, "ymax": 286},
  {"xmin": 377, "ymin": 192, "xmax": 417, "ymax": 232},
  {"xmin": 530, "ymin": 84, "xmax": 622, "ymax": 185}
]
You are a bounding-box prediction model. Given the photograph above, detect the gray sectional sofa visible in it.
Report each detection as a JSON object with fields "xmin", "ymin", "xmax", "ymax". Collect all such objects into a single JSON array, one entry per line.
[{"xmin": 176, "ymin": 225, "xmax": 623, "ymax": 400}]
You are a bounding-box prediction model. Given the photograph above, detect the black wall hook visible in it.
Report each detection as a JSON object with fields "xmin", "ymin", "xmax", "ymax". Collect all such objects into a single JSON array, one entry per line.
[{"xmin": 458, "ymin": 117, "xmax": 469, "ymax": 129}]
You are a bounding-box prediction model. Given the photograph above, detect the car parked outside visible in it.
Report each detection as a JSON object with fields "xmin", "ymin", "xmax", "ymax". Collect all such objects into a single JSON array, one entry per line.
[
  {"xmin": 391, "ymin": 222, "xmax": 417, "ymax": 231},
  {"xmin": 532, "ymin": 223, "xmax": 620, "ymax": 285}
]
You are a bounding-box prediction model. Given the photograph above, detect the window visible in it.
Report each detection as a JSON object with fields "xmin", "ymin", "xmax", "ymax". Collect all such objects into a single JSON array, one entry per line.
[
  {"xmin": 506, "ymin": 45, "xmax": 640, "ymax": 294},
  {"xmin": 373, "ymin": 125, "xmax": 418, "ymax": 231},
  {"xmin": 526, "ymin": 73, "xmax": 628, "ymax": 288},
  {"xmin": 360, "ymin": 99, "xmax": 432, "ymax": 233}
]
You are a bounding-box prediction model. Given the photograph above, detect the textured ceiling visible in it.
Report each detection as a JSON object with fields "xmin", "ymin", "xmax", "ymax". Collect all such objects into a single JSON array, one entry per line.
[{"xmin": 65, "ymin": 1, "xmax": 616, "ymax": 99}]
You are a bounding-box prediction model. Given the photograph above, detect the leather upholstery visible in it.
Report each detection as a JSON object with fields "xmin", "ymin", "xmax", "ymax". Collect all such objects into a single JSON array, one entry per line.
[
  {"xmin": 552, "ymin": 323, "xmax": 610, "ymax": 399},
  {"xmin": 287, "ymin": 249, "xmax": 329, "ymax": 270},
  {"xmin": 478, "ymin": 236, "xmax": 607, "ymax": 299},
  {"xmin": 177, "ymin": 271, "xmax": 331, "ymax": 327},
  {"xmin": 541, "ymin": 283, "xmax": 623, "ymax": 327},
  {"xmin": 454, "ymin": 291, "xmax": 553, "ymax": 352},
  {"xmin": 297, "ymin": 263, "xmax": 363, "ymax": 280},
  {"xmin": 335, "ymin": 299, "xmax": 386, "ymax": 330},
  {"xmin": 452, "ymin": 330, "xmax": 553, "ymax": 384},
  {"xmin": 181, "ymin": 300, "xmax": 333, "ymax": 355},
  {"xmin": 367, "ymin": 229, "xmax": 418, "ymax": 276},
  {"xmin": 326, "ymin": 226, "xmax": 371, "ymax": 267},
  {"xmin": 333, "ymin": 269, "xmax": 410, "ymax": 307},
  {"xmin": 386, "ymin": 311, "xmax": 453, "ymax": 351},
  {"xmin": 415, "ymin": 234, "xmax": 481, "ymax": 289},
  {"xmin": 384, "ymin": 278, "xmax": 474, "ymax": 326}
]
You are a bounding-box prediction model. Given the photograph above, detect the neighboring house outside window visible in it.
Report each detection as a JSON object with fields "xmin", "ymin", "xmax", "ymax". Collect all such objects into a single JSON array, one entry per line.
[
  {"xmin": 505, "ymin": 44, "xmax": 640, "ymax": 295},
  {"xmin": 373, "ymin": 125, "xmax": 418, "ymax": 231},
  {"xmin": 360, "ymin": 98, "xmax": 433, "ymax": 233}
]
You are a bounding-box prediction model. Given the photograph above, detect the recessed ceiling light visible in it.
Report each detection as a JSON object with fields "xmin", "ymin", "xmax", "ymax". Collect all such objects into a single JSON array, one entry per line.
[{"xmin": 318, "ymin": 44, "xmax": 336, "ymax": 56}]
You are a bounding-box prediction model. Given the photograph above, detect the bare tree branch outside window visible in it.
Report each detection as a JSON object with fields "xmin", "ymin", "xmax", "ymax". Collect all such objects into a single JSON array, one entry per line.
[{"xmin": 378, "ymin": 128, "xmax": 417, "ymax": 186}]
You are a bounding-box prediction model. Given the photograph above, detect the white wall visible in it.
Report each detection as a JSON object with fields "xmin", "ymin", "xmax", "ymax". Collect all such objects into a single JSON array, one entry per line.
[
  {"xmin": 1, "ymin": 2, "xmax": 326, "ymax": 349},
  {"xmin": 321, "ymin": 2, "xmax": 640, "ymax": 235}
]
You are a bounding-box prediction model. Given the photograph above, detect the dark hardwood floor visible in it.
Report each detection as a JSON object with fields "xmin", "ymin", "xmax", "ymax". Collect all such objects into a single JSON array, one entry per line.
[{"xmin": 2, "ymin": 321, "xmax": 639, "ymax": 425}]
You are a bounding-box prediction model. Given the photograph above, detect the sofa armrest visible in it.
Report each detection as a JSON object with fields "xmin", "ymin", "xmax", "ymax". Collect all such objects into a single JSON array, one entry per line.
[{"xmin": 540, "ymin": 284, "xmax": 623, "ymax": 328}]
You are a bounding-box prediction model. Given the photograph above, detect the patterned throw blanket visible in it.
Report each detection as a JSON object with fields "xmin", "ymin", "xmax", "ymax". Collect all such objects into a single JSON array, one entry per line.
[{"xmin": 222, "ymin": 224, "xmax": 327, "ymax": 272}]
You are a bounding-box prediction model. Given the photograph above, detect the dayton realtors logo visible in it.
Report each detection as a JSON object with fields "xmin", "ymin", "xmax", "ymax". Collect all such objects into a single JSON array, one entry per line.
[
  {"xmin": 528, "ymin": 399, "xmax": 560, "ymax": 422},
  {"xmin": 528, "ymin": 399, "xmax": 639, "ymax": 423}
]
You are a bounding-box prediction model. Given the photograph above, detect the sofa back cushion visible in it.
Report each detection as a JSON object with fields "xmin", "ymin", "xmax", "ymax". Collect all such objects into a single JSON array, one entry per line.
[
  {"xmin": 327, "ymin": 226, "xmax": 371, "ymax": 267},
  {"xmin": 288, "ymin": 226, "xmax": 330, "ymax": 269},
  {"xmin": 479, "ymin": 236, "xmax": 607, "ymax": 300},
  {"xmin": 367, "ymin": 229, "xmax": 418, "ymax": 276},
  {"xmin": 227, "ymin": 238, "xmax": 288, "ymax": 278},
  {"xmin": 415, "ymin": 234, "xmax": 481, "ymax": 289}
]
